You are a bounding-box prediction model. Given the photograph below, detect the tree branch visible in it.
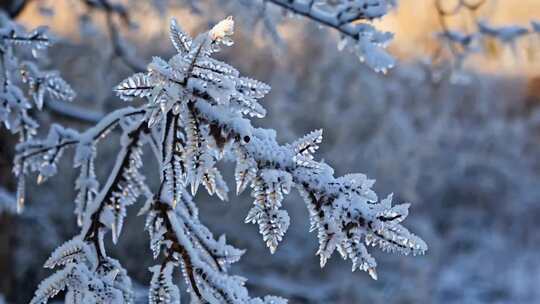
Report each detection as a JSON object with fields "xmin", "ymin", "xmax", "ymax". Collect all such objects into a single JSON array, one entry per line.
[
  {"xmin": 82, "ymin": 0, "xmax": 145, "ymax": 72},
  {"xmin": 44, "ymin": 101, "xmax": 104, "ymax": 124},
  {"xmin": 264, "ymin": 0, "xmax": 386, "ymax": 41}
]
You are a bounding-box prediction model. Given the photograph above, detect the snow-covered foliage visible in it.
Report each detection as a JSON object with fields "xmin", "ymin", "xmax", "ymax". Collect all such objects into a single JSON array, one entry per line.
[
  {"xmin": 439, "ymin": 20, "xmax": 534, "ymax": 61},
  {"xmin": 0, "ymin": 11, "xmax": 75, "ymax": 214},
  {"xmin": 229, "ymin": 0, "xmax": 398, "ymax": 73},
  {"xmin": 72, "ymin": 0, "xmax": 400, "ymax": 73},
  {"xmin": 16, "ymin": 17, "xmax": 426, "ymax": 303}
]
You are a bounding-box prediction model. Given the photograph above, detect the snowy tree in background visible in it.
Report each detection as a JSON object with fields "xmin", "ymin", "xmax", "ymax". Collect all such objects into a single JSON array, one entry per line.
[
  {"xmin": 432, "ymin": 0, "xmax": 540, "ymax": 81},
  {"xmin": 15, "ymin": 17, "xmax": 428, "ymax": 303},
  {"xmin": 229, "ymin": 0, "xmax": 398, "ymax": 73},
  {"xmin": 0, "ymin": 11, "xmax": 75, "ymax": 213},
  {"xmin": 76, "ymin": 0, "xmax": 401, "ymax": 74}
]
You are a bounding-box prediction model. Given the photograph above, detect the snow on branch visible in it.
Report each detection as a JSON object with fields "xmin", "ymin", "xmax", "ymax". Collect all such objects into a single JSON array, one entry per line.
[
  {"xmin": 0, "ymin": 11, "xmax": 76, "ymax": 213},
  {"xmin": 25, "ymin": 16, "xmax": 426, "ymax": 303},
  {"xmin": 15, "ymin": 107, "xmax": 145, "ymax": 224},
  {"xmin": 258, "ymin": 0, "xmax": 397, "ymax": 73},
  {"xmin": 192, "ymin": 86, "xmax": 428, "ymax": 269}
]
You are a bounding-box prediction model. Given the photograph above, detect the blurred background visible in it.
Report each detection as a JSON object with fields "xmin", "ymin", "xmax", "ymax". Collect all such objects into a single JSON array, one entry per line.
[{"xmin": 1, "ymin": 0, "xmax": 540, "ymax": 303}]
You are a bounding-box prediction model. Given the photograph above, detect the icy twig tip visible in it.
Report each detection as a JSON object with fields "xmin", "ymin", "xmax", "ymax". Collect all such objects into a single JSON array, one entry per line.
[{"xmin": 210, "ymin": 16, "xmax": 234, "ymax": 41}]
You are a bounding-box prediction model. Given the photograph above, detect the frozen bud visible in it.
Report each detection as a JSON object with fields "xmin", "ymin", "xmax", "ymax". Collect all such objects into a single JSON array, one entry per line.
[{"xmin": 209, "ymin": 16, "xmax": 234, "ymax": 41}]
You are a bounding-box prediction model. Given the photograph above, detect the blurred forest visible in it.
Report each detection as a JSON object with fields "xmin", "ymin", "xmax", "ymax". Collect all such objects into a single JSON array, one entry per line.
[{"xmin": 2, "ymin": 0, "xmax": 540, "ymax": 303}]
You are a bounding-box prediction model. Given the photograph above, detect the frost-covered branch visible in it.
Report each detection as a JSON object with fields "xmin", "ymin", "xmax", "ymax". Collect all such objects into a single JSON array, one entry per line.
[
  {"xmin": 247, "ymin": 0, "xmax": 397, "ymax": 72},
  {"xmin": 0, "ymin": 12, "xmax": 76, "ymax": 212},
  {"xmin": 24, "ymin": 16, "xmax": 426, "ymax": 303},
  {"xmin": 16, "ymin": 107, "xmax": 145, "ymax": 224},
  {"xmin": 194, "ymin": 100, "xmax": 427, "ymax": 269},
  {"xmin": 31, "ymin": 116, "xmax": 149, "ymax": 303}
]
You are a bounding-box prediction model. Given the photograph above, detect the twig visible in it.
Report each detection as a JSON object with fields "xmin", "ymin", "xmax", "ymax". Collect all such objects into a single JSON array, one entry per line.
[
  {"xmin": 434, "ymin": 0, "xmax": 487, "ymax": 59},
  {"xmin": 83, "ymin": 0, "xmax": 146, "ymax": 72},
  {"xmin": 104, "ymin": 11, "xmax": 145, "ymax": 72},
  {"xmin": 264, "ymin": 0, "xmax": 383, "ymax": 42},
  {"xmin": 44, "ymin": 101, "xmax": 104, "ymax": 124}
]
